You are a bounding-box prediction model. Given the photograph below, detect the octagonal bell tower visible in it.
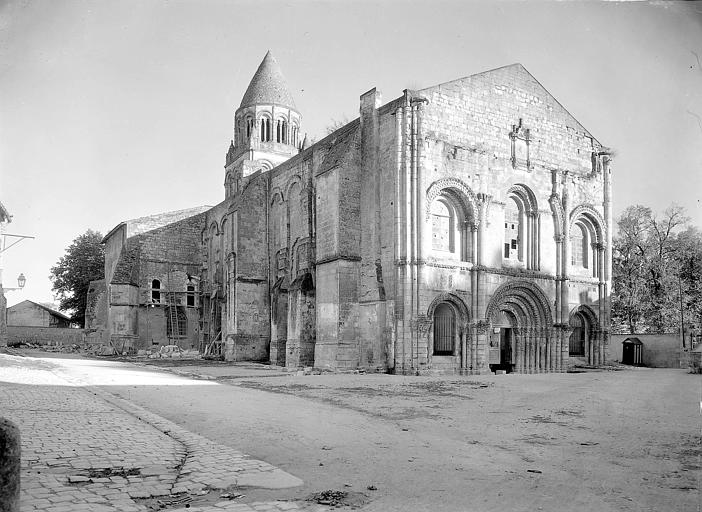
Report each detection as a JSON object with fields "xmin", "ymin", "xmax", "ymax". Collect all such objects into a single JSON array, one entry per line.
[{"xmin": 224, "ymin": 51, "xmax": 302, "ymax": 198}]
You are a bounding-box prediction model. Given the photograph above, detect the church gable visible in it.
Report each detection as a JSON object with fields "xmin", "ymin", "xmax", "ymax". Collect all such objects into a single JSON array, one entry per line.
[{"xmin": 420, "ymin": 63, "xmax": 600, "ymax": 173}]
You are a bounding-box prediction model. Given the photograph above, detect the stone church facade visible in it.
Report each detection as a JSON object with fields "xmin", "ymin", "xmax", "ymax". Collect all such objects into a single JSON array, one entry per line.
[
  {"xmin": 93, "ymin": 52, "xmax": 613, "ymax": 373},
  {"xmin": 200, "ymin": 52, "xmax": 612, "ymax": 374}
]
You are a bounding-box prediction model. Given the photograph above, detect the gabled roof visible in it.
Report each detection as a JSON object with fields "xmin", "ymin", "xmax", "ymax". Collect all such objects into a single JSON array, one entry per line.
[
  {"xmin": 317, "ymin": 120, "xmax": 361, "ymax": 176},
  {"xmin": 239, "ymin": 51, "xmax": 297, "ymax": 110},
  {"xmin": 623, "ymin": 337, "xmax": 643, "ymax": 345},
  {"xmin": 9, "ymin": 300, "xmax": 72, "ymax": 321},
  {"xmin": 102, "ymin": 205, "xmax": 211, "ymax": 243},
  {"xmin": 419, "ymin": 62, "xmax": 599, "ymax": 144}
]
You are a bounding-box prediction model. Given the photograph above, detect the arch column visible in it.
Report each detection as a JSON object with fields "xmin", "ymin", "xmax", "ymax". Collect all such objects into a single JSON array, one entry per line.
[
  {"xmin": 470, "ymin": 226, "xmax": 478, "ymax": 263},
  {"xmin": 460, "ymin": 325, "xmax": 467, "ymax": 370},
  {"xmin": 514, "ymin": 328, "xmax": 523, "ymax": 373},
  {"xmin": 475, "ymin": 321, "xmax": 489, "ymax": 373},
  {"xmin": 562, "ymin": 326, "xmax": 573, "ymax": 370},
  {"xmin": 535, "ymin": 213, "xmax": 542, "ymax": 271},
  {"xmin": 477, "ymin": 194, "xmax": 490, "ymax": 265},
  {"xmin": 533, "ymin": 328, "xmax": 540, "ymax": 373},
  {"xmin": 539, "ymin": 329, "xmax": 547, "ymax": 372},
  {"xmin": 524, "ymin": 210, "xmax": 532, "ymax": 266},
  {"xmin": 469, "ymin": 323, "xmax": 477, "ymax": 372}
]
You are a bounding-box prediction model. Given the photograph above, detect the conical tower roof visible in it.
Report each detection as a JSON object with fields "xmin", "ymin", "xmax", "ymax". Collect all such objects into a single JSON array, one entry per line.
[{"xmin": 239, "ymin": 51, "xmax": 296, "ymax": 110}]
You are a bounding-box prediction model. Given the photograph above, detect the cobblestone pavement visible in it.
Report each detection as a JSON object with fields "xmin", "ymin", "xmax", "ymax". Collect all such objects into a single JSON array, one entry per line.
[{"xmin": 0, "ymin": 353, "xmax": 330, "ymax": 512}]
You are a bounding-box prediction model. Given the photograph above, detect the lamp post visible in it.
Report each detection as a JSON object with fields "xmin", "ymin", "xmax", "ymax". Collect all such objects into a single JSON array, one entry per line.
[{"xmin": 3, "ymin": 274, "xmax": 26, "ymax": 292}]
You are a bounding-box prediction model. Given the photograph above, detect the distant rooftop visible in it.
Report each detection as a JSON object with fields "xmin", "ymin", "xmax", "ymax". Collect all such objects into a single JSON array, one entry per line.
[{"xmin": 9, "ymin": 300, "xmax": 72, "ymax": 322}]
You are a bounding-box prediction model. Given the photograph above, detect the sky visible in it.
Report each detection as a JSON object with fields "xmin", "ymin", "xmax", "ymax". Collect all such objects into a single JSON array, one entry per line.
[{"xmin": 1, "ymin": 0, "xmax": 701, "ymax": 309}]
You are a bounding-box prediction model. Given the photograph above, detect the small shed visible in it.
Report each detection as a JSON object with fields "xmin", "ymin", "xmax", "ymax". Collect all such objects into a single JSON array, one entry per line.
[
  {"xmin": 622, "ymin": 337, "xmax": 644, "ymax": 366},
  {"xmin": 7, "ymin": 300, "xmax": 72, "ymax": 328}
]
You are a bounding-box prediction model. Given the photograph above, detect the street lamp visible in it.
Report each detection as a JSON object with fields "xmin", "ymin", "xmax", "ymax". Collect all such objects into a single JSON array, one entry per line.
[{"xmin": 3, "ymin": 273, "xmax": 26, "ymax": 292}]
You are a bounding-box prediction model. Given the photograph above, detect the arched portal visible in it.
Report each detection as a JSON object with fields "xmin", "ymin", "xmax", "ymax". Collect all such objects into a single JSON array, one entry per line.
[
  {"xmin": 569, "ymin": 305, "xmax": 600, "ymax": 365},
  {"xmin": 569, "ymin": 313, "xmax": 587, "ymax": 356},
  {"xmin": 426, "ymin": 293, "xmax": 470, "ymax": 368},
  {"xmin": 433, "ymin": 303, "xmax": 456, "ymax": 355},
  {"xmin": 484, "ymin": 280, "xmax": 555, "ymax": 373}
]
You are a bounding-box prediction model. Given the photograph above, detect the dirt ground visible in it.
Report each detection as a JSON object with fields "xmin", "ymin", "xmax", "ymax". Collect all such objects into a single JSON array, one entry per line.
[{"xmin": 9, "ymin": 350, "xmax": 702, "ymax": 511}]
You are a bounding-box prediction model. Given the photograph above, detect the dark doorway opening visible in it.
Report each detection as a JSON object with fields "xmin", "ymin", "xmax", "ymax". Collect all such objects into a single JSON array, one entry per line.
[
  {"xmin": 500, "ymin": 328, "xmax": 513, "ymax": 370},
  {"xmin": 489, "ymin": 311, "xmax": 515, "ymax": 374}
]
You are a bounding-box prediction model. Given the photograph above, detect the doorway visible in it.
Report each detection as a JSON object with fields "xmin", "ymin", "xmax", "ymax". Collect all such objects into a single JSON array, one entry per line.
[
  {"xmin": 500, "ymin": 328, "xmax": 513, "ymax": 370},
  {"xmin": 489, "ymin": 310, "xmax": 514, "ymax": 373}
]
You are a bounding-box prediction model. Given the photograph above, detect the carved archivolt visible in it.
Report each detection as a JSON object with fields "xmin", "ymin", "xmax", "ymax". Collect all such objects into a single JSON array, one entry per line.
[
  {"xmin": 569, "ymin": 204, "xmax": 607, "ymax": 243},
  {"xmin": 426, "ymin": 178, "xmax": 479, "ymax": 225},
  {"xmin": 506, "ymin": 183, "xmax": 538, "ymax": 213},
  {"xmin": 485, "ymin": 279, "xmax": 554, "ymax": 328},
  {"xmin": 427, "ymin": 292, "xmax": 470, "ymax": 327},
  {"xmin": 568, "ymin": 304, "xmax": 599, "ymax": 329}
]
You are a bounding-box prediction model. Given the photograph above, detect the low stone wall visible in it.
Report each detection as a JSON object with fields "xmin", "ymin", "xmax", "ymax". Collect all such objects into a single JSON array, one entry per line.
[
  {"xmin": 7, "ymin": 326, "xmax": 85, "ymax": 346},
  {"xmin": 607, "ymin": 333, "xmax": 682, "ymax": 368}
]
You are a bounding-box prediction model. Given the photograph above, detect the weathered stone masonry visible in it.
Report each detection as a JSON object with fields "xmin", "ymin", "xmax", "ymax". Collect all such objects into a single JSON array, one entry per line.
[
  {"xmin": 199, "ymin": 54, "xmax": 613, "ymax": 374},
  {"xmin": 93, "ymin": 53, "xmax": 612, "ymax": 374}
]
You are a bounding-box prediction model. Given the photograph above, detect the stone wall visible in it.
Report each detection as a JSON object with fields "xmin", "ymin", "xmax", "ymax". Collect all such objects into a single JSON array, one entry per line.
[
  {"xmin": 104, "ymin": 211, "xmax": 206, "ymax": 351},
  {"xmin": 608, "ymin": 333, "xmax": 683, "ymax": 368},
  {"xmin": 194, "ymin": 62, "xmax": 611, "ymax": 373},
  {"xmin": 0, "ymin": 289, "xmax": 7, "ymax": 346},
  {"xmin": 8, "ymin": 326, "xmax": 85, "ymax": 346}
]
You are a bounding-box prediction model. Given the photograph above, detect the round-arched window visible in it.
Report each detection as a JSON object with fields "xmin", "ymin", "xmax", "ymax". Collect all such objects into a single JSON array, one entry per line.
[
  {"xmin": 431, "ymin": 199, "xmax": 454, "ymax": 252},
  {"xmin": 433, "ymin": 303, "xmax": 455, "ymax": 355}
]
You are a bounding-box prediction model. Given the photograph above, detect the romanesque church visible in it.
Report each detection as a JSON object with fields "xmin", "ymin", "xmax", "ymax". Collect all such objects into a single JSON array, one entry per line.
[{"xmin": 88, "ymin": 51, "xmax": 613, "ymax": 374}]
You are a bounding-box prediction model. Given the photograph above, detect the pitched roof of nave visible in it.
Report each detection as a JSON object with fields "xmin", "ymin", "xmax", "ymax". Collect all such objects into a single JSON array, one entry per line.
[
  {"xmin": 102, "ymin": 205, "xmax": 212, "ymax": 243},
  {"xmin": 239, "ymin": 51, "xmax": 297, "ymax": 110},
  {"xmin": 420, "ymin": 62, "xmax": 601, "ymax": 145}
]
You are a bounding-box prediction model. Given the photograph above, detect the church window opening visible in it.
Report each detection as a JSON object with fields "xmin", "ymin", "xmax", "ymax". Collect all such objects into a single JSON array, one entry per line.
[
  {"xmin": 186, "ymin": 285, "xmax": 196, "ymax": 307},
  {"xmin": 431, "ymin": 199, "xmax": 453, "ymax": 252},
  {"xmin": 504, "ymin": 200, "xmax": 521, "ymax": 260},
  {"xmin": 433, "ymin": 303, "xmax": 455, "ymax": 355},
  {"xmin": 245, "ymin": 117, "xmax": 253, "ymax": 138},
  {"xmin": 260, "ymin": 118, "xmax": 271, "ymax": 142},
  {"xmin": 503, "ymin": 185, "xmax": 539, "ymax": 269},
  {"xmin": 151, "ymin": 279, "xmax": 161, "ymax": 304},
  {"xmin": 571, "ymin": 223, "xmax": 588, "ymax": 268}
]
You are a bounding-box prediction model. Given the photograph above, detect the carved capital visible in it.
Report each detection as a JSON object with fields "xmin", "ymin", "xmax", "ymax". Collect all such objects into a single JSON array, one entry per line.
[
  {"xmin": 412, "ymin": 315, "xmax": 433, "ymax": 336},
  {"xmin": 474, "ymin": 320, "xmax": 491, "ymax": 334}
]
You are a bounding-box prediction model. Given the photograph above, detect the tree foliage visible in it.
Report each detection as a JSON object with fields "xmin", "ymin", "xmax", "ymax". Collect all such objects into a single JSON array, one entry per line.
[
  {"xmin": 611, "ymin": 204, "xmax": 702, "ymax": 339},
  {"xmin": 325, "ymin": 116, "xmax": 350, "ymax": 135},
  {"xmin": 49, "ymin": 230, "xmax": 105, "ymax": 327}
]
